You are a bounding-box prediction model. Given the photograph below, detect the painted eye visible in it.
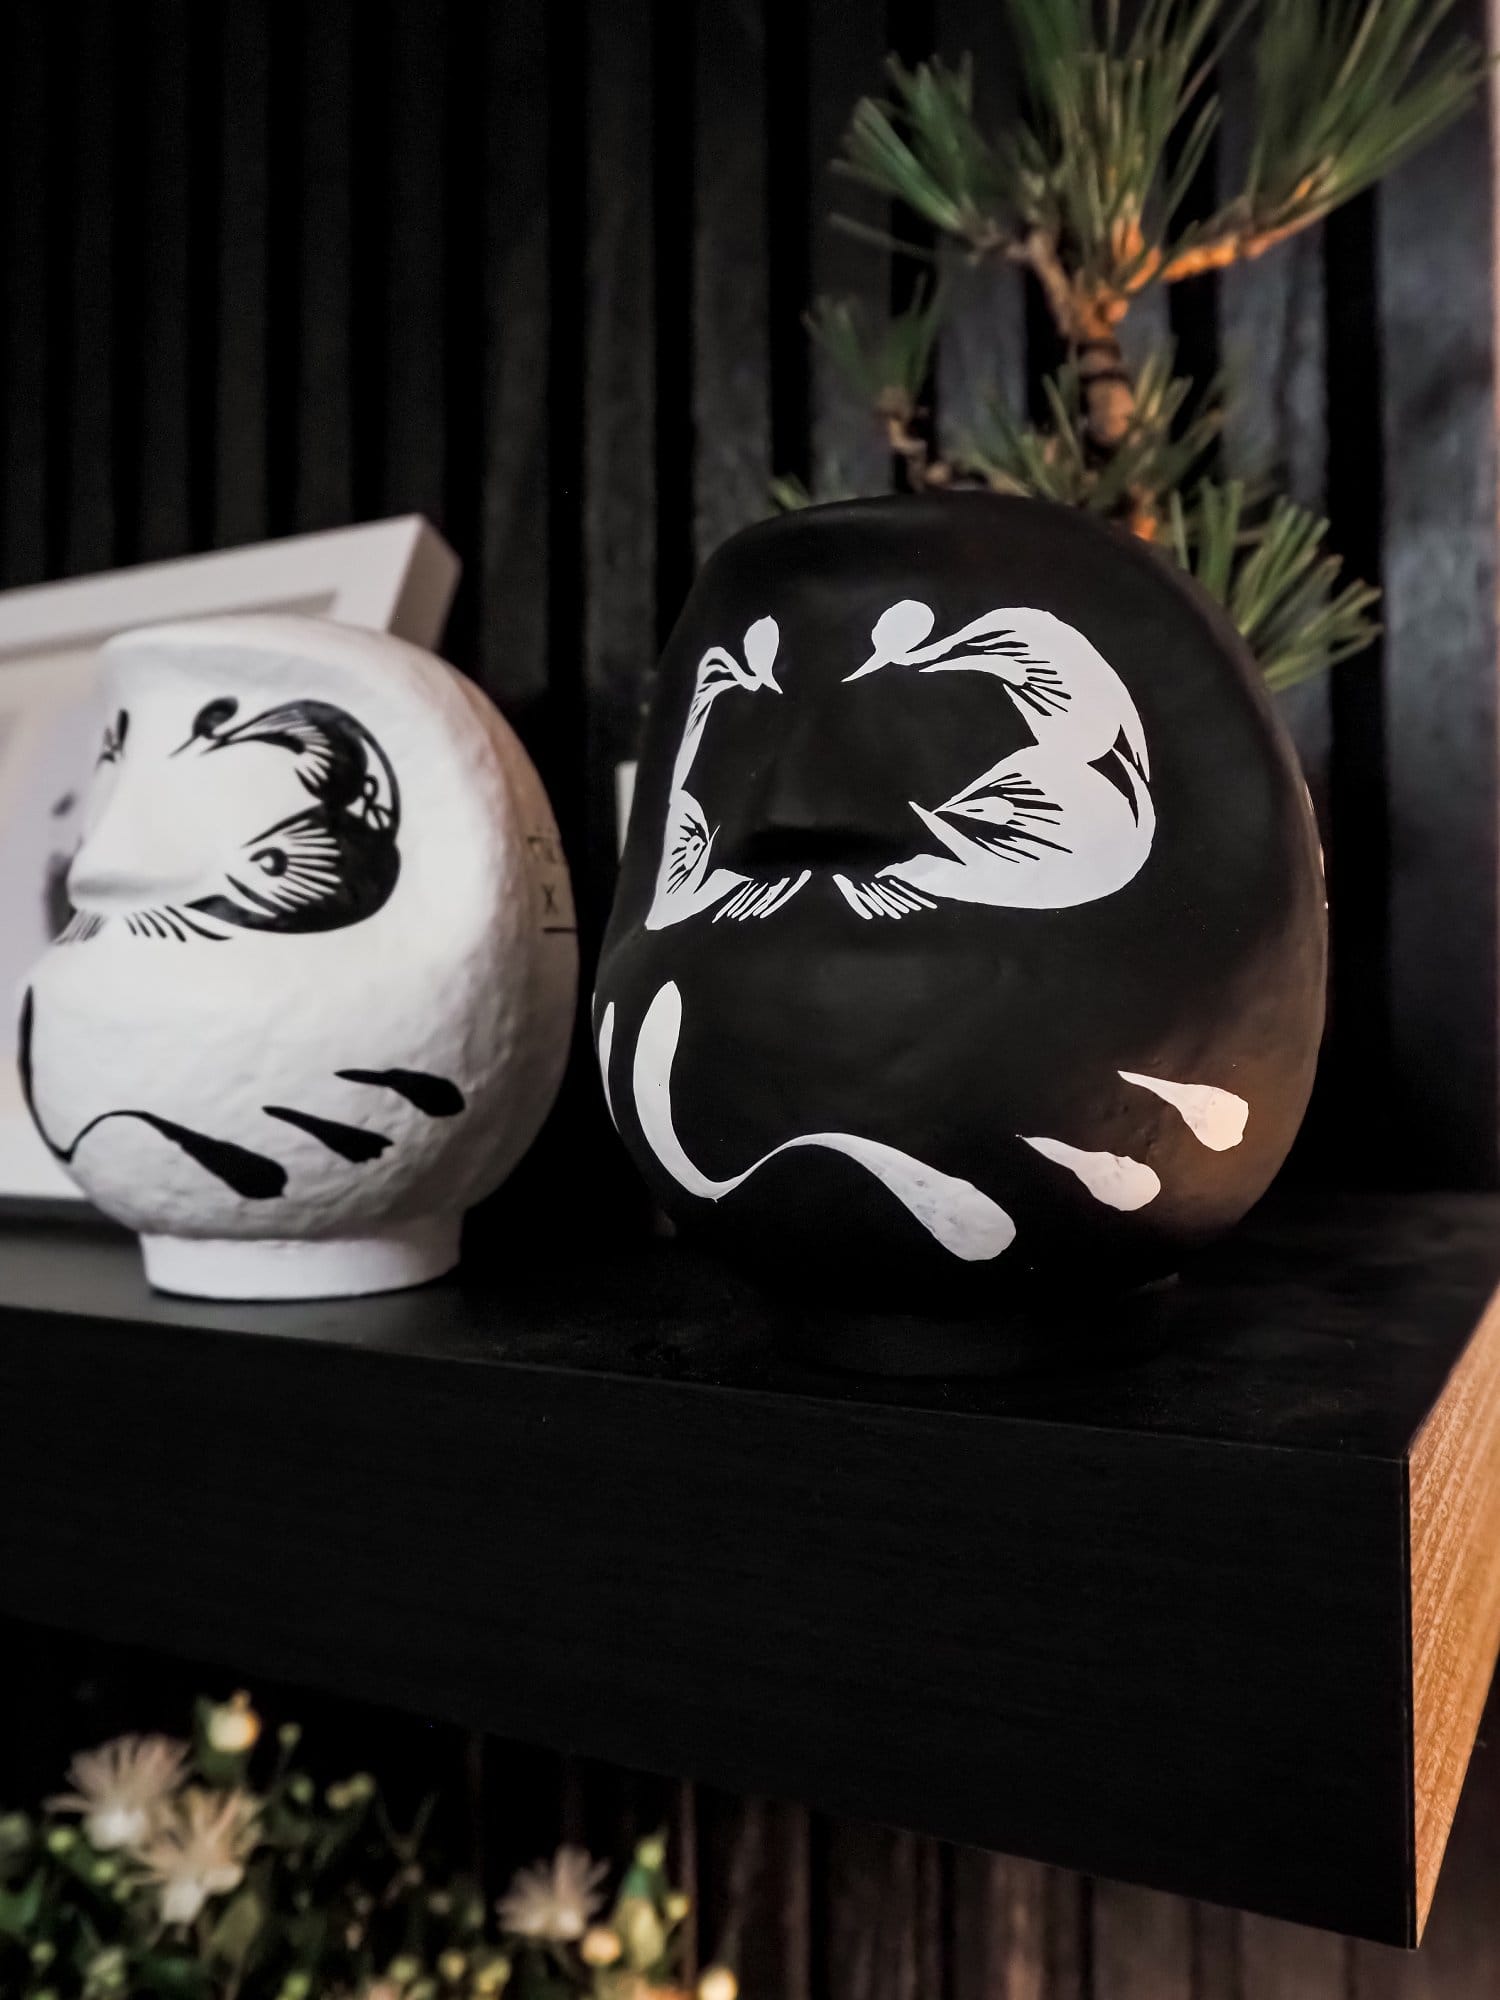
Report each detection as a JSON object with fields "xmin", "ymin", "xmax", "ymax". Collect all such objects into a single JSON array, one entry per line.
[
  {"xmin": 193, "ymin": 697, "xmax": 238, "ymax": 739},
  {"xmin": 97, "ymin": 709, "xmax": 129, "ymax": 764},
  {"xmin": 949, "ymin": 794, "xmax": 1019, "ymax": 825},
  {"xmin": 252, "ymin": 847, "xmax": 288, "ymax": 877}
]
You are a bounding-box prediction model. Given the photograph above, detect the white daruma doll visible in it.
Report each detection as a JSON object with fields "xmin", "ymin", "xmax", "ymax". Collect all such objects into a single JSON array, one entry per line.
[{"xmin": 20, "ymin": 614, "xmax": 576, "ymax": 1299}]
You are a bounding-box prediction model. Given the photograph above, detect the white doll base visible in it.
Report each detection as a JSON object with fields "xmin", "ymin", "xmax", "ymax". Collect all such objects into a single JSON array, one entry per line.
[{"xmin": 140, "ymin": 1216, "xmax": 462, "ymax": 1301}]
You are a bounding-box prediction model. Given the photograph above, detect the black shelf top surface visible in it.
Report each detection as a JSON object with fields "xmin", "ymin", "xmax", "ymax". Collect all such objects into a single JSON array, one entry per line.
[{"xmin": 3, "ymin": 1190, "xmax": 1496, "ymax": 1461}]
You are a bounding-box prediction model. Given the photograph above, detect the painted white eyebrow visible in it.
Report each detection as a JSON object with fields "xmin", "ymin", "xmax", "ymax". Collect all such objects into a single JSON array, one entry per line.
[{"xmin": 1120, "ymin": 1071, "xmax": 1248, "ymax": 1149}]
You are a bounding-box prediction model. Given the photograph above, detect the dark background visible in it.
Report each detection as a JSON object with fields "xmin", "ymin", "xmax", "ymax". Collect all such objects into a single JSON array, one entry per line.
[{"xmin": 3, "ymin": 0, "xmax": 1499, "ymax": 1992}]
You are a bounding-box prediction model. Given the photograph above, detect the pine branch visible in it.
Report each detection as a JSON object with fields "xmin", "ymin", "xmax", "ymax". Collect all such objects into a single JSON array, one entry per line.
[
  {"xmin": 834, "ymin": 1, "xmax": 1484, "ymax": 311},
  {"xmin": 1003, "ymin": 0, "xmax": 1249, "ymax": 298},
  {"xmin": 806, "ymin": 286, "xmax": 946, "ymax": 418},
  {"xmin": 834, "ymin": 56, "xmax": 1014, "ymax": 255},
  {"xmin": 961, "ymin": 349, "xmax": 1223, "ymax": 537},
  {"xmin": 1155, "ymin": 0, "xmax": 1485, "ymax": 284},
  {"xmin": 1242, "ymin": 0, "xmax": 1484, "ymax": 240},
  {"xmin": 799, "ymin": 0, "xmax": 1478, "ymax": 685},
  {"xmin": 1168, "ymin": 481, "xmax": 1382, "ymax": 688},
  {"xmin": 805, "ymin": 287, "xmax": 948, "ymax": 484}
]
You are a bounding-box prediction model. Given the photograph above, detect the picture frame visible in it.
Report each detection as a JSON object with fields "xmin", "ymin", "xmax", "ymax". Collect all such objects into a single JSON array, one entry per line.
[{"xmin": 0, "ymin": 516, "xmax": 459, "ymax": 1208}]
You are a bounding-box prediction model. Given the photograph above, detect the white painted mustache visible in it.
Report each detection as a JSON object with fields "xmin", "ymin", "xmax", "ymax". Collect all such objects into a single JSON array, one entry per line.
[
  {"xmin": 629, "ymin": 982, "xmax": 1016, "ymax": 1261},
  {"xmin": 597, "ymin": 986, "xmax": 1251, "ymax": 1263}
]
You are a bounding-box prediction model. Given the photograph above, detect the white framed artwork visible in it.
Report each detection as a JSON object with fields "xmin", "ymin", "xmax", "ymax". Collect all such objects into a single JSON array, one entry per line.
[{"xmin": 0, "ymin": 516, "xmax": 459, "ymax": 1205}]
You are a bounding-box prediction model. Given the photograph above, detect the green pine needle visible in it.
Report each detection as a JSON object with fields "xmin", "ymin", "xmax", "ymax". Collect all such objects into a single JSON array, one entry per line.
[
  {"xmin": 1246, "ymin": 0, "xmax": 1485, "ymax": 234},
  {"xmin": 1004, "ymin": 0, "xmax": 1251, "ymax": 290},
  {"xmin": 805, "ymin": 284, "xmax": 947, "ymax": 419},
  {"xmin": 1169, "ymin": 481, "xmax": 1382, "ymax": 688},
  {"xmin": 831, "ymin": 0, "xmax": 1484, "ymax": 295},
  {"xmin": 962, "ymin": 348, "xmax": 1223, "ymax": 516},
  {"xmin": 835, "ymin": 56, "xmax": 1007, "ymax": 251}
]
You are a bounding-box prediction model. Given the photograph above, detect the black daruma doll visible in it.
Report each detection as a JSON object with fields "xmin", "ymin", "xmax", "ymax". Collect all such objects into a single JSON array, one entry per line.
[{"xmin": 595, "ymin": 494, "xmax": 1325, "ymax": 1350}]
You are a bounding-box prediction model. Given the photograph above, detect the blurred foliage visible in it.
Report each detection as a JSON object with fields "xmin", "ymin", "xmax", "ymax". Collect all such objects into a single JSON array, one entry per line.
[{"xmin": 0, "ymin": 1695, "xmax": 734, "ymax": 2000}]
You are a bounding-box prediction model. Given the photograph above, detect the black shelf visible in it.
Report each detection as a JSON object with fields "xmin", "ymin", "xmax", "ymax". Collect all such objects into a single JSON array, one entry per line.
[{"xmin": 2, "ymin": 1192, "xmax": 1499, "ymax": 1945}]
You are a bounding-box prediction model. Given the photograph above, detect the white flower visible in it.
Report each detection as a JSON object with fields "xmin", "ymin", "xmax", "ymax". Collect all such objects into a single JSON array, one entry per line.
[
  {"xmin": 205, "ymin": 1690, "xmax": 261, "ymax": 1755},
  {"xmin": 698, "ymin": 1969, "xmax": 738, "ymax": 2000},
  {"xmin": 48, "ymin": 1734, "xmax": 188, "ymax": 1851},
  {"xmin": 496, "ymin": 1845, "xmax": 608, "ymax": 1941},
  {"xmin": 580, "ymin": 1926, "xmax": 623, "ymax": 1966},
  {"xmin": 138, "ymin": 1787, "xmax": 261, "ymax": 1926}
]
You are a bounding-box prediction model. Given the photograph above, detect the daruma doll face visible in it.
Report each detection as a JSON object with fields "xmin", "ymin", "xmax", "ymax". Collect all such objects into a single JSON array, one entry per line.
[
  {"xmin": 21, "ymin": 614, "xmax": 577, "ymax": 1299},
  {"xmin": 62, "ymin": 686, "xmax": 403, "ymax": 944},
  {"xmin": 596, "ymin": 494, "xmax": 1326, "ymax": 1315}
]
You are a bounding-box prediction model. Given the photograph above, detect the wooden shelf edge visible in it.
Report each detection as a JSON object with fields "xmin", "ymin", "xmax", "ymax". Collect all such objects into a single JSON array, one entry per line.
[{"xmin": 1409, "ymin": 1283, "xmax": 1500, "ymax": 1937}]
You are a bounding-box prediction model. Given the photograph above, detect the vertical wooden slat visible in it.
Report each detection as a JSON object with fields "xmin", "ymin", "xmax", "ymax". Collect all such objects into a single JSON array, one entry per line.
[
  {"xmin": 765, "ymin": 2, "xmax": 812, "ymax": 496},
  {"xmin": 670, "ymin": 1779, "xmax": 700, "ymax": 1988},
  {"xmin": 437, "ymin": 0, "xmax": 485, "ymax": 673},
  {"xmin": 268, "ymin": 2, "xmax": 302, "ymax": 543},
  {"xmin": 295, "ymin": 0, "xmax": 355, "ymax": 533},
  {"xmin": 1219, "ymin": 50, "xmax": 1327, "ymax": 512},
  {"xmin": 1320, "ymin": 188, "xmax": 1393, "ymax": 1190},
  {"xmin": 701, "ymin": 1796, "xmax": 814, "ymax": 2000},
  {"xmin": 64, "ymin": 0, "xmax": 117, "ymax": 577},
  {"xmin": 772, "ymin": 1803, "xmax": 815, "ymax": 2000},
  {"xmin": 949, "ymin": 1852, "xmax": 1086, "ymax": 2000},
  {"xmin": 934, "ymin": 0, "xmax": 1026, "ymax": 447},
  {"xmin": 476, "ymin": 0, "xmax": 551, "ymax": 704},
  {"xmin": 533, "ymin": 0, "xmax": 586, "ymax": 842},
  {"xmin": 693, "ymin": 0, "xmax": 772, "ymax": 562},
  {"xmin": 1221, "ymin": 218, "xmax": 1327, "ymax": 515},
  {"xmin": 915, "ymin": 1837, "xmax": 946, "ymax": 2000},
  {"xmin": 1165, "ymin": 121, "xmax": 1220, "ymax": 430},
  {"xmin": 1092, "ymin": 1881, "xmax": 1194, "ymax": 2000},
  {"xmin": 1377, "ymin": 68, "xmax": 1500, "ymax": 1186},
  {"xmin": 1235, "ymin": 1913, "xmax": 1348, "ymax": 2000},
  {"xmin": 699, "ymin": 1797, "xmax": 765, "ymax": 1997},
  {"xmin": 1190, "ymin": 1902, "xmax": 1240, "ymax": 2000},
  {"xmin": 582, "ymin": 0, "xmax": 657, "ymax": 920},
  {"xmin": 651, "ymin": 0, "xmax": 697, "ymax": 638},
  {"xmin": 348, "ymin": 0, "xmax": 385, "ymax": 524},
  {"xmin": 1, "ymin": 5, "xmax": 54, "ymax": 583},
  {"xmin": 808, "ymin": 0, "xmax": 892, "ymax": 496},
  {"xmin": 215, "ymin": 0, "xmax": 271, "ymax": 546},
  {"xmin": 1119, "ymin": 290, "xmax": 1172, "ymax": 377},
  {"xmin": 136, "ymin": 0, "xmax": 200, "ymax": 562},
  {"xmin": 1348, "ymin": 1935, "xmax": 1412, "ymax": 2000},
  {"xmin": 1219, "ymin": 41, "xmax": 1331, "ymax": 857},
  {"xmin": 382, "ymin": 0, "xmax": 448, "ymax": 527},
  {"xmin": 38, "ymin": 9, "xmax": 72, "ymax": 577},
  {"xmin": 822, "ymin": 1822, "xmax": 931, "ymax": 2000},
  {"xmin": 1217, "ymin": 49, "xmax": 1335, "ymax": 1041}
]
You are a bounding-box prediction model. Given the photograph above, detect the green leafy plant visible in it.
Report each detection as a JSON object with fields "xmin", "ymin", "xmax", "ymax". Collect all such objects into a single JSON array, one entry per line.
[
  {"xmin": 795, "ymin": 0, "xmax": 1485, "ymax": 686},
  {"xmin": 0, "ymin": 1694, "xmax": 736, "ymax": 2000}
]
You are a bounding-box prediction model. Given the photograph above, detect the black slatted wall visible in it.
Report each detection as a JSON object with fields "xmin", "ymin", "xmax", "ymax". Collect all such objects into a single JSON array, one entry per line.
[
  {"xmin": 6, "ymin": 0, "xmax": 1497, "ymax": 1190},
  {"xmin": 5, "ymin": 2, "xmax": 1500, "ymax": 1994}
]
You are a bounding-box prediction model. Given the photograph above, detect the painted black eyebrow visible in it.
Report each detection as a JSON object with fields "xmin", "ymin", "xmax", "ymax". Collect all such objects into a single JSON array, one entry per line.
[
  {"xmin": 336, "ymin": 1068, "xmax": 466, "ymax": 1117},
  {"xmin": 263, "ymin": 1105, "xmax": 391, "ymax": 1162}
]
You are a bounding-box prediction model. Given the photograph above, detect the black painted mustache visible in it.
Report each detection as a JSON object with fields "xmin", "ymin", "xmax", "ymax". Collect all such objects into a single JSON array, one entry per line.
[{"xmin": 18, "ymin": 989, "xmax": 468, "ymax": 1200}]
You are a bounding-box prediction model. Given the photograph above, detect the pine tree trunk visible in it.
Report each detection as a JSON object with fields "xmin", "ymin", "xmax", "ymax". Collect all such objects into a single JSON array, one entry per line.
[
  {"xmin": 1076, "ymin": 329, "xmax": 1134, "ymax": 452},
  {"xmin": 1074, "ymin": 307, "xmax": 1156, "ymax": 540}
]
